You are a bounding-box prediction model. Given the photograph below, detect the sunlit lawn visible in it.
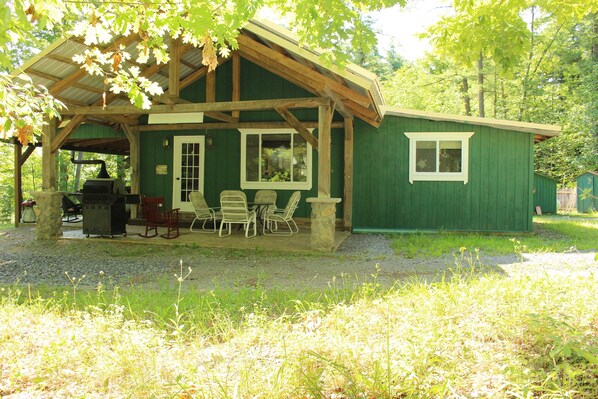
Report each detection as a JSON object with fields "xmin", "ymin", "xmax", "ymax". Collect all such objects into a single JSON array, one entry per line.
[{"xmin": 391, "ymin": 214, "xmax": 598, "ymax": 258}]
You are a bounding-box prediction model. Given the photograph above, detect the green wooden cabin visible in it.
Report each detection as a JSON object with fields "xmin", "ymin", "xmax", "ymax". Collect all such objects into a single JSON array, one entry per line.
[
  {"xmin": 533, "ymin": 173, "xmax": 558, "ymax": 214},
  {"xmin": 16, "ymin": 19, "xmax": 561, "ymax": 239},
  {"xmin": 577, "ymin": 171, "xmax": 598, "ymax": 213}
]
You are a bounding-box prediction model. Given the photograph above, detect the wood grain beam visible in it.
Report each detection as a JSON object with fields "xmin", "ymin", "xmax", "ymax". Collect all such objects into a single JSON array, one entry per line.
[
  {"xmin": 51, "ymin": 115, "xmax": 86, "ymax": 153},
  {"xmin": 20, "ymin": 145, "xmax": 37, "ymax": 166},
  {"xmin": 275, "ymin": 107, "xmax": 318, "ymax": 150},
  {"xmin": 206, "ymin": 70, "xmax": 216, "ymax": 102},
  {"xmin": 42, "ymin": 118, "xmax": 57, "ymax": 190},
  {"xmin": 14, "ymin": 142, "xmax": 21, "ymax": 227},
  {"xmin": 122, "ymin": 124, "xmax": 140, "ymax": 218},
  {"xmin": 168, "ymin": 37, "xmax": 181, "ymax": 99},
  {"xmin": 65, "ymin": 97, "xmax": 331, "ymax": 116},
  {"xmin": 138, "ymin": 120, "xmax": 343, "ymax": 132},
  {"xmin": 232, "ymin": 53, "xmax": 241, "ymax": 119},
  {"xmin": 318, "ymin": 104, "xmax": 332, "ymax": 197},
  {"xmin": 204, "ymin": 111, "xmax": 238, "ymax": 123},
  {"xmin": 343, "ymin": 117, "xmax": 354, "ymax": 230}
]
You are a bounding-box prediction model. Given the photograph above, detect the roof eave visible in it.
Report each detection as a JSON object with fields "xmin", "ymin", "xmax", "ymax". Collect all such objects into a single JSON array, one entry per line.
[{"xmin": 381, "ymin": 106, "xmax": 560, "ymax": 138}]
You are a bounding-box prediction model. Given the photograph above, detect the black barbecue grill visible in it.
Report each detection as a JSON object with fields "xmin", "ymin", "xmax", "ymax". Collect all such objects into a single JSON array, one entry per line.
[{"xmin": 82, "ymin": 178, "xmax": 128, "ymax": 238}]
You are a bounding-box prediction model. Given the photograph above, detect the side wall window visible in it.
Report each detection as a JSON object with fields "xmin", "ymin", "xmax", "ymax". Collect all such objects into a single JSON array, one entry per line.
[
  {"xmin": 239, "ymin": 129, "xmax": 312, "ymax": 190},
  {"xmin": 404, "ymin": 132, "xmax": 474, "ymax": 184}
]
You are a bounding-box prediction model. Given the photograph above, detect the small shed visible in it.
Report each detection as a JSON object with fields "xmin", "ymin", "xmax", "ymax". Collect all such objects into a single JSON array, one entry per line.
[
  {"xmin": 577, "ymin": 171, "xmax": 598, "ymax": 213},
  {"xmin": 533, "ymin": 173, "xmax": 558, "ymax": 214}
]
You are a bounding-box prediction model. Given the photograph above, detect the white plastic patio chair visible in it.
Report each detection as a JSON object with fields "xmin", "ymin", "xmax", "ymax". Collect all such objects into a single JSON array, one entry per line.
[
  {"xmin": 251, "ymin": 189, "xmax": 277, "ymax": 219},
  {"xmin": 219, "ymin": 190, "xmax": 257, "ymax": 238},
  {"xmin": 263, "ymin": 191, "xmax": 301, "ymax": 236},
  {"xmin": 189, "ymin": 191, "xmax": 220, "ymax": 233}
]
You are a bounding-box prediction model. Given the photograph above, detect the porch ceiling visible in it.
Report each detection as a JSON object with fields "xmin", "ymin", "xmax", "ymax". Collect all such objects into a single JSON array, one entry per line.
[{"xmin": 13, "ymin": 19, "xmax": 384, "ymax": 156}]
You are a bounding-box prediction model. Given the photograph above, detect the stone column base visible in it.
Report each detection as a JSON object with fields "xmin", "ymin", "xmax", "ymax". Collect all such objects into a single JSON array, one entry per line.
[
  {"xmin": 34, "ymin": 191, "xmax": 64, "ymax": 240},
  {"xmin": 306, "ymin": 197, "xmax": 341, "ymax": 252}
]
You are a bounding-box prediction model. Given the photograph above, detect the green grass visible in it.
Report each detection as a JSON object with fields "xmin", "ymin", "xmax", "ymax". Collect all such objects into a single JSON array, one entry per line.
[
  {"xmin": 391, "ymin": 215, "xmax": 598, "ymax": 258},
  {"xmin": 1, "ymin": 263, "xmax": 597, "ymax": 398}
]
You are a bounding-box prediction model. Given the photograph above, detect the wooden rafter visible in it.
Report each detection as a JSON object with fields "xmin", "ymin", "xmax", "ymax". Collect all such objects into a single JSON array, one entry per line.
[
  {"xmin": 236, "ymin": 34, "xmax": 381, "ymax": 126},
  {"xmin": 49, "ymin": 35, "xmax": 138, "ymax": 97},
  {"xmin": 275, "ymin": 107, "xmax": 319, "ymax": 150}
]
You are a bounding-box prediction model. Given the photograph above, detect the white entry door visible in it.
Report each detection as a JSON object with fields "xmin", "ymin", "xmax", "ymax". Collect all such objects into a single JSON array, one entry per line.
[{"xmin": 172, "ymin": 136, "xmax": 205, "ymax": 212}]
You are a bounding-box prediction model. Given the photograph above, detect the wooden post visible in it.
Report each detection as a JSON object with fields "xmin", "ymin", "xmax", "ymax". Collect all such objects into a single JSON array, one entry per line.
[
  {"xmin": 169, "ymin": 38, "xmax": 181, "ymax": 99},
  {"xmin": 206, "ymin": 69, "xmax": 216, "ymax": 102},
  {"xmin": 343, "ymin": 117, "xmax": 354, "ymax": 230},
  {"xmin": 122, "ymin": 124, "xmax": 140, "ymax": 219},
  {"xmin": 317, "ymin": 103, "xmax": 332, "ymax": 198},
  {"xmin": 13, "ymin": 141, "xmax": 22, "ymax": 227},
  {"xmin": 42, "ymin": 118, "xmax": 57, "ymax": 190},
  {"xmin": 232, "ymin": 53, "xmax": 241, "ymax": 119}
]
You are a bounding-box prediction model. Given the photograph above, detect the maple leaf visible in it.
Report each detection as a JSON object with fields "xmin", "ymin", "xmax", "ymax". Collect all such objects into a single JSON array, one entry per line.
[
  {"xmin": 16, "ymin": 125, "xmax": 33, "ymax": 145},
  {"xmin": 112, "ymin": 52, "xmax": 123, "ymax": 72}
]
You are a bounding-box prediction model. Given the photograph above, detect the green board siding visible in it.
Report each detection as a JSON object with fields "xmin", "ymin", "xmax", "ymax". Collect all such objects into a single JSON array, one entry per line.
[
  {"xmin": 139, "ymin": 58, "xmax": 344, "ymax": 217},
  {"xmin": 577, "ymin": 172, "xmax": 598, "ymax": 213},
  {"xmin": 353, "ymin": 116, "xmax": 535, "ymax": 232},
  {"xmin": 533, "ymin": 173, "xmax": 557, "ymax": 214},
  {"xmin": 68, "ymin": 124, "xmax": 125, "ymax": 140}
]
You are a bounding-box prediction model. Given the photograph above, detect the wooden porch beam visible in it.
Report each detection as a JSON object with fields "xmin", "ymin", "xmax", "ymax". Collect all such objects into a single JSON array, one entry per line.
[
  {"xmin": 65, "ymin": 97, "xmax": 331, "ymax": 116},
  {"xmin": 275, "ymin": 107, "xmax": 319, "ymax": 150},
  {"xmin": 42, "ymin": 118, "xmax": 57, "ymax": 190},
  {"xmin": 206, "ymin": 69, "xmax": 216, "ymax": 102},
  {"xmin": 322, "ymin": 86, "xmax": 353, "ymax": 120},
  {"xmin": 138, "ymin": 120, "xmax": 344, "ymax": 132},
  {"xmin": 318, "ymin": 103, "xmax": 332, "ymax": 198},
  {"xmin": 20, "ymin": 145, "xmax": 37, "ymax": 166},
  {"xmin": 232, "ymin": 53, "xmax": 241, "ymax": 119},
  {"xmin": 51, "ymin": 115, "xmax": 86, "ymax": 153},
  {"xmin": 204, "ymin": 111, "xmax": 238, "ymax": 123},
  {"xmin": 168, "ymin": 37, "xmax": 181, "ymax": 99},
  {"xmin": 14, "ymin": 141, "xmax": 22, "ymax": 227},
  {"xmin": 237, "ymin": 41, "xmax": 379, "ymax": 125},
  {"xmin": 237, "ymin": 35, "xmax": 373, "ymax": 108},
  {"xmin": 122, "ymin": 124, "xmax": 140, "ymax": 218},
  {"xmin": 343, "ymin": 117, "xmax": 354, "ymax": 230}
]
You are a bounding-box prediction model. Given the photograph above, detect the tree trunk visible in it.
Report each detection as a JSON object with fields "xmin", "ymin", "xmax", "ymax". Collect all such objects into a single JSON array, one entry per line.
[
  {"xmin": 461, "ymin": 77, "xmax": 472, "ymax": 116},
  {"xmin": 519, "ymin": 6, "xmax": 536, "ymax": 121},
  {"xmin": 477, "ymin": 52, "xmax": 485, "ymax": 117}
]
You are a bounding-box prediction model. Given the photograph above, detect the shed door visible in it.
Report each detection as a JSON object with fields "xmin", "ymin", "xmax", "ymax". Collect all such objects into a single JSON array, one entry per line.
[{"xmin": 172, "ymin": 136, "xmax": 205, "ymax": 212}]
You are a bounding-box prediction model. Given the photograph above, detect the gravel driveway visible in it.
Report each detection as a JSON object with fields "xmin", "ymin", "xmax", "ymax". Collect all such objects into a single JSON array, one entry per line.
[{"xmin": 0, "ymin": 226, "xmax": 596, "ymax": 290}]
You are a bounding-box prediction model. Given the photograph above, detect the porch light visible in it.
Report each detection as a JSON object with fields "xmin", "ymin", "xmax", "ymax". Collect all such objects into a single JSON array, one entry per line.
[
  {"xmin": 162, "ymin": 136, "xmax": 170, "ymax": 149},
  {"xmin": 206, "ymin": 135, "xmax": 214, "ymax": 150}
]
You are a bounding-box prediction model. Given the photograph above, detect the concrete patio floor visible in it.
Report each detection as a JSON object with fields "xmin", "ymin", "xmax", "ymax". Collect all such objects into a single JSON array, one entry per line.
[{"xmin": 59, "ymin": 220, "xmax": 351, "ymax": 253}]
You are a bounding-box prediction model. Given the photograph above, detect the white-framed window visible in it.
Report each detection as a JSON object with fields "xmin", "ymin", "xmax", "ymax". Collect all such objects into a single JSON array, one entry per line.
[
  {"xmin": 404, "ymin": 132, "xmax": 474, "ymax": 184},
  {"xmin": 239, "ymin": 129, "xmax": 312, "ymax": 190}
]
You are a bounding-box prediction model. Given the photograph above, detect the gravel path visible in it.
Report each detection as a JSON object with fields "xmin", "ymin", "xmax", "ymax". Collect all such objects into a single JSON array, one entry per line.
[{"xmin": 0, "ymin": 226, "xmax": 596, "ymax": 290}]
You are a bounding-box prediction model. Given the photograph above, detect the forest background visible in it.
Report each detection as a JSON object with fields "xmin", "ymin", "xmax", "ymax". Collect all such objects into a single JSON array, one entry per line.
[{"xmin": 0, "ymin": 0, "xmax": 596, "ymax": 222}]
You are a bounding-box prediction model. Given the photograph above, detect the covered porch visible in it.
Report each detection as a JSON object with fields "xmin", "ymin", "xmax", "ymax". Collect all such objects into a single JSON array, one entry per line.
[{"xmin": 11, "ymin": 20, "xmax": 386, "ymax": 251}]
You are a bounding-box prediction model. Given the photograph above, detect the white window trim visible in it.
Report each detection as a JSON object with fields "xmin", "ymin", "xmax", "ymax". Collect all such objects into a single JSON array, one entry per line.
[
  {"xmin": 404, "ymin": 132, "xmax": 474, "ymax": 184},
  {"xmin": 239, "ymin": 128, "xmax": 312, "ymax": 190}
]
